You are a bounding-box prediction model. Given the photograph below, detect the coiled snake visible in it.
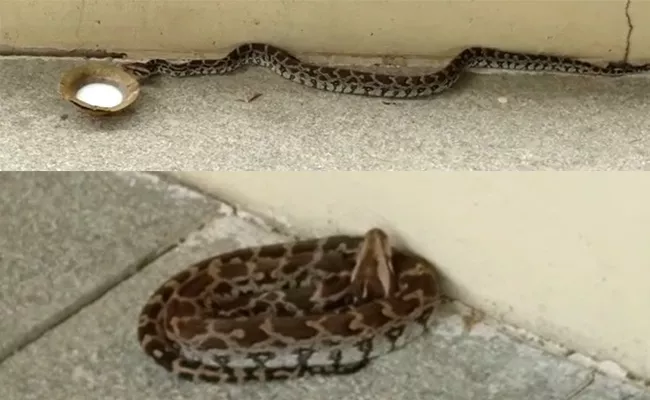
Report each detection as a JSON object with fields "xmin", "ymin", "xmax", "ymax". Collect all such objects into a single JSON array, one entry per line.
[
  {"xmin": 137, "ymin": 228, "xmax": 441, "ymax": 383},
  {"xmin": 121, "ymin": 43, "xmax": 650, "ymax": 98}
]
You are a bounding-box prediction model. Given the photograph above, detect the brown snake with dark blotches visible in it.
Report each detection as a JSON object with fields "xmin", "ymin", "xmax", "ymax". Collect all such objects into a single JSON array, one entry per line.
[
  {"xmin": 137, "ymin": 228, "xmax": 441, "ymax": 383},
  {"xmin": 120, "ymin": 43, "xmax": 650, "ymax": 98}
]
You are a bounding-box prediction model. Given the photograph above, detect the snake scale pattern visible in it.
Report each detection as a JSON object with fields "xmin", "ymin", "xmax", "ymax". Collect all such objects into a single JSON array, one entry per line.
[
  {"xmin": 137, "ymin": 228, "xmax": 441, "ymax": 383},
  {"xmin": 121, "ymin": 42, "xmax": 650, "ymax": 98}
]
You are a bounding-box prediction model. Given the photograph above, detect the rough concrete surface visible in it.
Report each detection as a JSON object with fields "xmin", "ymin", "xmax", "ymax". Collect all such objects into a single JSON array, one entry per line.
[
  {"xmin": 0, "ymin": 172, "xmax": 648, "ymax": 400},
  {"xmin": 0, "ymin": 57, "xmax": 649, "ymax": 170},
  {"xmin": 0, "ymin": 172, "xmax": 225, "ymax": 361}
]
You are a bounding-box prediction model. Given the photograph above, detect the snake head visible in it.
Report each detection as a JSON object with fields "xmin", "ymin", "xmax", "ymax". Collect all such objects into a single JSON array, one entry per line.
[
  {"xmin": 119, "ymin": 61, "xmax": 157, "ymax": 80},
  {"xmin": 350, "ymin": 228, "xmax": 396, "ymax": 301}
]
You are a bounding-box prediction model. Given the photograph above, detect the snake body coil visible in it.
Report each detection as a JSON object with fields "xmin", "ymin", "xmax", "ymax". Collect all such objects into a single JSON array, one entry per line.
[{"xmin": 137, "ymin": 228, "xmax": 441, "ymax": 383}]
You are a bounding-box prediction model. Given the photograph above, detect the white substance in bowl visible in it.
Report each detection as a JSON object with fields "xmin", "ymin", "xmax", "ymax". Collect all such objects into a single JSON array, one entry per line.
[{"xmin": 75, "ymin": 82, "xmax": 124, "ymax": 108}]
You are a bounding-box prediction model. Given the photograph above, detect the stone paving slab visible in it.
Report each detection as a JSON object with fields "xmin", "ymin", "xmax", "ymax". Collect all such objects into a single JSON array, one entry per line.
[
  {"xmin": 1, "ymin": 57, "xmax": 650, "ymax": 170},
  {"xmin": 0, "ymin": 204, "xmax": 647, "ymax": 400},
  {"xmin": 0, "ymin": 172, "xmax": 226, "ymax": 362}
]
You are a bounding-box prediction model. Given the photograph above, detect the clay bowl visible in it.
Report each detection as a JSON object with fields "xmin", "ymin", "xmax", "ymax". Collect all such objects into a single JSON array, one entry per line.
[{"xmin": 59, "ymin": 62, "xmax": 140, "ymax": 116}]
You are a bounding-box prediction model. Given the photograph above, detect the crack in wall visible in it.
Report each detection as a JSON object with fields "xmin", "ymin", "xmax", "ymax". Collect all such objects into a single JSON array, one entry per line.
[{"xmin": 623, "ymin": 0, "xmax": 633, "ymax": 63}]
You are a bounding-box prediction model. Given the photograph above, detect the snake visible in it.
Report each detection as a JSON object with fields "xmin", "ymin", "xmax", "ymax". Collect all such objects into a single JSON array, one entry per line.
[
  {"xmin": 120, "ymin": 42, "xmax": 650, "ymax": 98},
  {"xmin": 137, "ymin": 228, "xmax": 441, "ymax": 383}
]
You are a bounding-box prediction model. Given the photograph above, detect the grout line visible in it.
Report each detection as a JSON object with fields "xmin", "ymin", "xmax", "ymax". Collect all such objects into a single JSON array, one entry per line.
[
  {"xmin": 0, "ymin": 232, "xmax": 188, "ymax": 365},
  {"xmin": 561, "ymin": 369, "xmax": 596, "ymax": 400}
]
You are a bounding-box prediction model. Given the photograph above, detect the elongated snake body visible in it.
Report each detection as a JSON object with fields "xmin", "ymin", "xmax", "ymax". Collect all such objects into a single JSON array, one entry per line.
[
  {"xmin": 121, "ymin": 42, "xmax": 650, "ymax": 98},
  {"xmin": 137, "ymin": 228, "xmax": 441, "ymax": 383}
]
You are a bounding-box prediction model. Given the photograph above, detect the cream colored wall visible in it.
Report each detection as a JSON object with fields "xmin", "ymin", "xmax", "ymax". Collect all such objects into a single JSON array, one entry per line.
[
  {"xmin": 1, "ymin": 0, "xmax": 649, "ymax": 62},
  {"xmin": 170, "ymin": 172, "xmax": 650, "ymax": 380}
]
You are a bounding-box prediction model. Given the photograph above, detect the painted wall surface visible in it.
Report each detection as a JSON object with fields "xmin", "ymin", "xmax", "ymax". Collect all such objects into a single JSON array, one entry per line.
[
  {"xmin": 1, "ymin": 1, "xmax": 649, "ymax": 61},
  {"xmin": 171, "ymin": 172, "xmax": 650, "ymax": 380}
]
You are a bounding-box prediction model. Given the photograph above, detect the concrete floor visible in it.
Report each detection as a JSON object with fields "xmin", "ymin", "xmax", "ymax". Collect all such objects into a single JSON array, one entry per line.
[
  {"xmin": 0, "ymin": 57, "xmax": 649, "ymax": 170},
  {"xmin": 0, "ymin": 172, "xmax": 648, "ymax": 400}
]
